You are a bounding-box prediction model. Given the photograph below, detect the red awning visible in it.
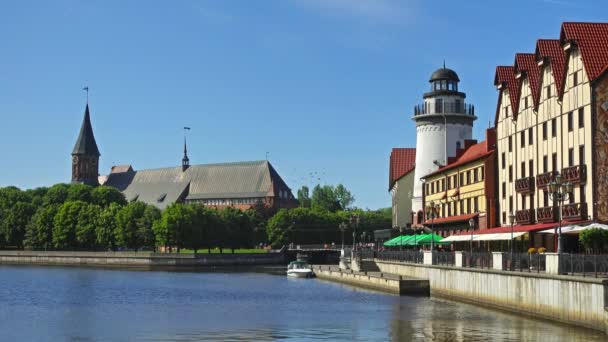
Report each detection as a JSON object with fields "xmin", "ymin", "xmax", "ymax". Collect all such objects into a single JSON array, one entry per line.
[{"xmin": 424, "ymin": 213, "xmax": 478, "ymax": 226}]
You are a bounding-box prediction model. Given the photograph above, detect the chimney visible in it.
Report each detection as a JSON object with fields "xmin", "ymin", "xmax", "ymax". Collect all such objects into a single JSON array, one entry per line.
[{"xmin": 485, "ymin": 128, "xmax": 497, "ymax": 151}]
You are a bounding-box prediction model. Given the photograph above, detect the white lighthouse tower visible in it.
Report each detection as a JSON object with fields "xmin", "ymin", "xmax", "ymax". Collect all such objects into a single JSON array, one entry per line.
[{"xmin": 410, "ymin": 66, "xmax": 476, "ymax": 223}]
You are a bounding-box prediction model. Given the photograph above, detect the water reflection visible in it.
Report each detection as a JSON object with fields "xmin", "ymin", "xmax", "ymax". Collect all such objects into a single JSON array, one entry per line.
[{"xmin": 0, "ymin": 265, "xmax": 604, "ymax": 341}]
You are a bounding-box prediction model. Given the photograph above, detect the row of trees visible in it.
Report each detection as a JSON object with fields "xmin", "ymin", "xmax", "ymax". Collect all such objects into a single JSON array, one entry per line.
[
  {"xmin": 0, "ymin": 184, "xmax": 264, "ymax": 252},
  {"xmin": 0, "ymin": 183, "xmax": 390, "ymax": 251}
]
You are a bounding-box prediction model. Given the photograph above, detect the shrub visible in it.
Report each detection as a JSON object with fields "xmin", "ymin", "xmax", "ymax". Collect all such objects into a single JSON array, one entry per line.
[
  {"xmin": 537, "ymin": 247, "xmax": 546, "ymax": 254},
  {"xmin": 527, "ymin": 247, "xmax": 536, "ymax": 254}
]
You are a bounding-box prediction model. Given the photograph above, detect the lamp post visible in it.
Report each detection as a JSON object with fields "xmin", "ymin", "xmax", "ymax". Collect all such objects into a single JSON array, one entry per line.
[
  {"xmin": 508, "ymin": 211, "xmax": 516, "ymax": 266},
  {"xmin": 339, "ymin": 222, "xmax": 347, "ymax": 250},
  {"xmin": 426, "ymin": 201, "xmax": 441, "ymax": 251},
  {"xmin": 468, "ymin": 217, "xmax": 475, "ymax": 254},
  {"xmin": 548, "ymin": 173, "xmax": 573, "ymax": 254},
  {"xmin": 362, "ymin": 231, "xmax": 367, "ymax": 249},
  {"xmin": 398, "ymin": 226, "xmax": 404, "ymax": 252},
  {"xmin": 350, "ymin": 213, "xmax": 360, "ymax": 251}
]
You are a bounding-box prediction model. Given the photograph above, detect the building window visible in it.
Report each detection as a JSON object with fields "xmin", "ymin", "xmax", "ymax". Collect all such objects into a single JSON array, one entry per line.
[
  {"xmin": 502, "ymin": 212, "xmax": 506, "ymax": 223},
  {"xmin": 552, "ymin": 118, "xmax": 557, "ymax": 137},
  {"xmin": 460, "ymin": 173, "xmax": 464, "ymax": 186},
  {"xmin": 529, "ymin": 160, "xmax": 534, "ymax": 179},
  {"xmin": 467, "ymin": 170, "xmax": 471, "ymax": 184},
  {"xmin": 509, "ymin": 196, "xmax": 513, "ymax": 213},
  {"xmin": 435, "ymin": 99, "xmax": 443, "ymax": 113},
  {"xmin": 480, "ymin": 166, "xmax": 485, "ymax": 181},
  {"xmin": 568, "ymin": 112, "xmax": 573, "ymax": 132},
  {"xmin": 473, "ymin": 168, "xmax": 478, "ymax": 183},
  {"xmin": 580, "ymin": 185, "xmax": 586, "ymax": 203},
  {"xmin": 530, "ymin": 194, "xmax": 535, "ymax": 210},
  {"xmin": 543, "ymin": 122, "xmax": 547, "ymax": 140},
  {"xmin": 502, "ymin": 182, "xmax": 506, "ymax": 199},
  {"xmin": 543, "ymin": 155, "xmax": 548, "ymax": 173},
  {"xmin": 504, "ymin": 107, "xmax": 508, "ymax": 118},
  {"xmin": 521, "ymin": 131, "xmax": 525, "ymax": 147},
  {"xmin": 543, "ymin": 191, "xmax": 549, "ymax": 207},
  {"xmin": 502, "ymin": 153, "xmax": 506, "ymax": 169},
  {"xmin": 578, "ymin": 107, "xmax": 584, "ymax": 128},
  {"xmin": 521, "ymin": 162, "xmax": 526, "ymax": 178},
  {"xmin": 441, "ymin": 179, "xmax": 445, "ymax": 191},
  {"xmin": 460, "ymin": 199, "xmax": 465, "ymax": 214},
  {"xmin": 552, "ymin": 153, "xmax": 558, "ymax": 172},
  {"xmin": 522, "ymin": 195, "xmax": 526, "ymax": 209},
  {"xmin": 474, "ymin": 197, "xmax": 479, "ymax": 212},
  {"xmin": 528, "ymin": 128, "xmax": 533, "ymax": 145},
  {"xmin": 524, "ymin": 96, "xmax": 529, "ymax": 109},
  {"xmin": 466, "ymin": 198, "xmax": 471, "ymax": 214},
  {"xmin": 447, "ymin": 203, "xmax": 452, "ymax": 216},
  {"xmin": 569, "ymin": 148, "xmax": 574, "ymax": 166},
  {"xmin": 546, "ymin": 85, "xmax": 551, "ymax": 98},
  {"xmin": 573, "ymin": 71, "xmax": 578, "ymax": 87},
  {"xmin": 509, "ymin": 166, "xmax": 513, "ymax": 182},
  {"xmin": 508, "ymin": 136, "xmax": 512, "ymax": 152},
  {"xmin": 580, "ymin": 145, "xmax": 585, "ymax": 165}
]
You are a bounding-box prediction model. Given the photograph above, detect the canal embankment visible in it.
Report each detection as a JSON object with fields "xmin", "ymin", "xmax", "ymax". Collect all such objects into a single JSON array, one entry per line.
[
  {"xmin": 0, "ymin": 250, "xmax": 285, "ymax": 268},
  {"xmin": 374, "ymin": 259, "xmax": 608, "ymax": 334},
  {"xmin": 312, "ymin": 264, "xmax": 429, "ymax": 295}
]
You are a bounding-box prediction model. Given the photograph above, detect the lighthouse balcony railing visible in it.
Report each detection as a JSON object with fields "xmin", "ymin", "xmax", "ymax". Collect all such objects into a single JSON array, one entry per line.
[{"xmin": 413, "ymin": 103, "xmax": 475, "ymax": 116}]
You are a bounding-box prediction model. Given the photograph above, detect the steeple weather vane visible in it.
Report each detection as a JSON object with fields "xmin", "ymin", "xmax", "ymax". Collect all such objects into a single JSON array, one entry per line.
[{"xmin": 83, "ymin": 86, "xmax": 89, "ymax": 103}]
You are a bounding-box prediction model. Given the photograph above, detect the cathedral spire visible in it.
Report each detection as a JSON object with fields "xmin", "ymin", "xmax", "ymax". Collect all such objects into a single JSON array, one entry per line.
[
  {"xmin": 182, "ymin": 127, "xmax": 190, "ymax": 171},
  {"xmin": 71, "ymin": 101, "xmax": 100, "ymax": 185}
]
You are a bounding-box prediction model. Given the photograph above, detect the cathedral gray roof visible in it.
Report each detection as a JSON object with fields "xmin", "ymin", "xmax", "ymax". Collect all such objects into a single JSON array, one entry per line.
[
  {"xmin": 103, "ymin": 160, "xmax": 291, "ymax": 210},
  {"xmin": 72, "ymin": 104, "xmax": 100, "ymax": 156}
]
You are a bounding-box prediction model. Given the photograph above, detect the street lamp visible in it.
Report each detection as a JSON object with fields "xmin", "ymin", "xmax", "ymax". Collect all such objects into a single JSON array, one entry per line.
[
  {"xmin": 468, "ymin": 217, "xmax": 475, "ymax": 254},
  {"xmin": 362, "ymin": 231, "xmax": 367, "ymax": 248},
  {"xmin": 425, "ymin": 201, "xmax": 441, "ymax": 251},
  {"xmin": 548, "ymin": 173, "xmax": 573, "ymax": 254},
  {"xmin": 508, "ymin": 211, "xmax": 516, "ymax": 266},
  {"xmin": 338, "ymin": 222, "xmax": 348, "ymax": 250},
  {"xmin": 350, "ymin": 213, "xmax": 360, "ymax": 251}
]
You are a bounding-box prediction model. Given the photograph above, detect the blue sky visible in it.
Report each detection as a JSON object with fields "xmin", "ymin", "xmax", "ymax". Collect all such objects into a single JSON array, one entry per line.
[{"xmin": 0, "ymin": 0, "xmax": 606, "ymax": 209}]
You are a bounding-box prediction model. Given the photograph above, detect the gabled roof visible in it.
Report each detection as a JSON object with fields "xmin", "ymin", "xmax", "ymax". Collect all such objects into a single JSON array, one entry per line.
[
  {"xmin": 494, "ymin": 66, "xmax": 520, "ymax": 119},
  {"xmin": 389, "ymin": 148, "xmax": 416, "ymax": 190},
  {"xmin": 514, "ymin": 53, "xmax": 541, "ymax": 109},
  {"xmin": 422, "ymin": 140, "xmax": 493, "ymax": 179},
  {"xmin": 535, "ymin": 39, "xmax": 566, "ymax": 97},
  {"xmin": 72, "ymin": 104, "xmax": 100, "ymax": 156},
  {"xmin": 111, "ymin": 165, "xmax": 133, "ymax": 173},
  {"xmin": 560, "ymin": 22, "xmax": 608, "ymax": 82},
  {"xmin": 104, "ymin": 160, "xmax": 292, "ymax": 209}
]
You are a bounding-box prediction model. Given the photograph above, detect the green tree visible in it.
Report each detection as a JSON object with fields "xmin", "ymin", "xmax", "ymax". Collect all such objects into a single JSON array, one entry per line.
[
  {"xmin": 1, "ymin": 201, "xmax": 36, "ymax": 248},
  {"xmin": 115, "ymin": 201, "xmax": 149, "ymax": 250},
  {"xmin": 25, "ymin": 204, "xmax": 60, "ymax": 250},
  {"xmin": 66, "ymin": 184, "xmax": 94, "ymax": 203},
  {"xmin": 75, "ymin": 203, "xmax": 101, "ymax": 249},
  {"xmin": 43, "ymin": 183, "xmax": 70, "ymax": 205},
  {"xmin": 91, "ymin": 186, "xmax": 127, "ymax": 208},
  {"xmin": 266, "ymin": 209, "xmax": 293, "ymax": 248},
  {"xmin": 579, "ymin": 228, "xmax": 608, "ymax": 253},
  {"xmin": 334, "ymin": 184, "xmax": 355, "ymax": 210},
  {"xmin": 297, "ymin": 186, "xmax": 311, "ymax": 208},
  {"xmin": 153, "ymin": 203, "xmax": 193, "ymax": 252},
  {"xmin": 311, "ymin": 185, "xmax": 340, "ymax": 212},
  {"xmin": 220, "ymin": 207, "xmax": 253, "ymax": 253},
  {"xmin": 96, "ymin": 203, "xmax": 121, "ymax": 250},
  {"xmin": 139, "ymin": 205, "xmax": 161, "ymax": 250},
  {"xmin": 53, "ymin": 201, "xmax": 88, "ymax": 249}
]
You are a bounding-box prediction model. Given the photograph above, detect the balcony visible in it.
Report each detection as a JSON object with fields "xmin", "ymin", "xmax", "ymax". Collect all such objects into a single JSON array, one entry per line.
[
  {"xmin": 413, "ymin": 102, "xmax": 475, "ymax": 116},
  {"xmin": 561, "ymin": 165, "xmax": 587, "ymax": 184},
  {"xmin": 516, "ymin": 209, "xmax": 536, "ymax": 225},
  {"xmin": 536, "ymin": 171, "xmax": 557, "ymax": 190},
  {"xmin": 515, "ymin": 177, "xmax": 535, "ymax": 194},
  {"xmin": 537, "ymin": 206, "xmax": 557, "ymax": 223},
  {"xmin": 562, "ymin": 202, "xmax": 588, "ymax": 221}
]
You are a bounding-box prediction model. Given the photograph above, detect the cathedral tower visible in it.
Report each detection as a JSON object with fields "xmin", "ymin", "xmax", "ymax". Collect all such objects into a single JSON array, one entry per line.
[
  {"xmin": 410, "ymin": 66, "xmax": 476, "ymax": 221},
  {"xmin": 71, "ymin": 104, "xmax": 100, "ymax": 185}
]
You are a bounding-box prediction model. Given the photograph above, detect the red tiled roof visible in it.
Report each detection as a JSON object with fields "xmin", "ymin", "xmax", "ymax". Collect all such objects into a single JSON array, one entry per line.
[
  {"xmin": 561, "ymin": 22, "xmax": 608, "ymax": 81},
  {"xmin": 514, "ymin": 53, "xmax": 541, "ymax": 109},
  {"xmin": 422, "ymin": 140, "xmax": 493, "ymax": 178},
  {"xmin": 424, "ymin": 213, "xmax": 478, "ymax": 226},
  {"xmin": 535, "ymin": 39, "xmax": 566, "ymax": 98},
  {"xmin": 389, "ymin": 148, "xmax": 416, "ymax": 190},
  {"xmin": 494, "ymin": 66, "xmax": 520, "ymax": 119}
]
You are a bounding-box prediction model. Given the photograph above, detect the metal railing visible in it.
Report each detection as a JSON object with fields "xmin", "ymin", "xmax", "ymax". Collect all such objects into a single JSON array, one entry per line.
[
  {"xmin": 433, "ymin": 251, "xmax": 455, "ymax": 266},
  {"xmin": 375, "ymin": 250, "xmax": 423, "ymax": 264},
  {"xmin": 355, "ymin": 249, "xmax": 376, "ymax": 261},
  {"xmin": 504, "ymin": 253, "xmax": 546, "ymax": 273},
  {"xmin": 559, "ymin": 254, "xmax": 608, "ymax": 278},
  {"xmin": 463, "ymin": 252, "xmax": 493, "ymax": 269},
  {"xmin": 413, "ymin": 102, "xmax": 475, "ymax": 116}
]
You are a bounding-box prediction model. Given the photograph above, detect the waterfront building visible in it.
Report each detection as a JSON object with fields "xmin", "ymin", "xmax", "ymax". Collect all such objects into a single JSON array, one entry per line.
[
  {"xmin": 494, "ymin": 22, "xmax": 608, "ymax": 250},
  {"xmin": 71, "ymin": 104, "xmax": 298, "ymax": 211},
  {"xmin": 410, "ymin": 66, "xmax": 477, "ymax": 226},
  {"xmin": 421, "ymin": 128, "xmax": 498, "ymax": 237},
  {"xmin": 389, "ymin": 148, "xmax": 416, "ymax": 228}
]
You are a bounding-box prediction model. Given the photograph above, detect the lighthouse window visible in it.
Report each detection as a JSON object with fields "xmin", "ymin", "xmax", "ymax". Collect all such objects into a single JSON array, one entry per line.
[{"xmin": 435, "ymin": 99, "xmax": 443, "ymax": 113}]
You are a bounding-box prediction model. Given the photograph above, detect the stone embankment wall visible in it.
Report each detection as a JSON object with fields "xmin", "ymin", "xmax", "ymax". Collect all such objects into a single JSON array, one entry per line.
[
  {"xmin": 0, "ymin": 251, "xmax": 284, "ymax": 267},
  {"xmin": 375, "ymin": 260, "xmax": 608, "ymax": 333}
]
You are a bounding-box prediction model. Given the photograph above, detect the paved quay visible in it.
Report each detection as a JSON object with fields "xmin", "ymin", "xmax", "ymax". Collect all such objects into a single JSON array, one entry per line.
[{"xmin": 312, "ymin": 264, "xmax": 430, "ymax": 295}]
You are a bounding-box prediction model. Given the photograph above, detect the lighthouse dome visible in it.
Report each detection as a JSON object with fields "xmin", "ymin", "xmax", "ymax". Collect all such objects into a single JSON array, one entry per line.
[{"xmin": 429, "ymin": 67, "xmax": 460, "ymax": 82}]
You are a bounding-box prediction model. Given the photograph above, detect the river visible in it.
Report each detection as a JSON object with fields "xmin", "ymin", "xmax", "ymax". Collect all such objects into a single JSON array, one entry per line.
[{"xmin": 0, "ymin": 265, "xmax": 604, "ymax": 341}]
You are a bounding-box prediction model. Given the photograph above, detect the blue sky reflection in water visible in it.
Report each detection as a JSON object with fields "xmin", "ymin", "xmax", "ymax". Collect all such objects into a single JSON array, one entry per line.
[{"xmin": 0, "ymin": 266, "xmax": 605, "ymax": 341}]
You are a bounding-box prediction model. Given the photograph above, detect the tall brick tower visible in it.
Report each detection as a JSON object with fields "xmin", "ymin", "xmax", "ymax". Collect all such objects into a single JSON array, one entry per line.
[{"xmin": 71, "ymin": 104, "xmax": 100, "ymax": 186}]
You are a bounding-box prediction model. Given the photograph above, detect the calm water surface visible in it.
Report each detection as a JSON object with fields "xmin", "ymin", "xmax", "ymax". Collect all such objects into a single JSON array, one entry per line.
[{"xmin": 0, "ymin": 265, "xmax": 604, "ymax": 341}]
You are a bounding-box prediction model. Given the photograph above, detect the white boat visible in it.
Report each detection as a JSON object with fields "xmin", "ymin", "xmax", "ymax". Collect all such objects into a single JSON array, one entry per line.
[{"xmin": 286, "ymin": 260, "xmax": 315, "ymax": 278}]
